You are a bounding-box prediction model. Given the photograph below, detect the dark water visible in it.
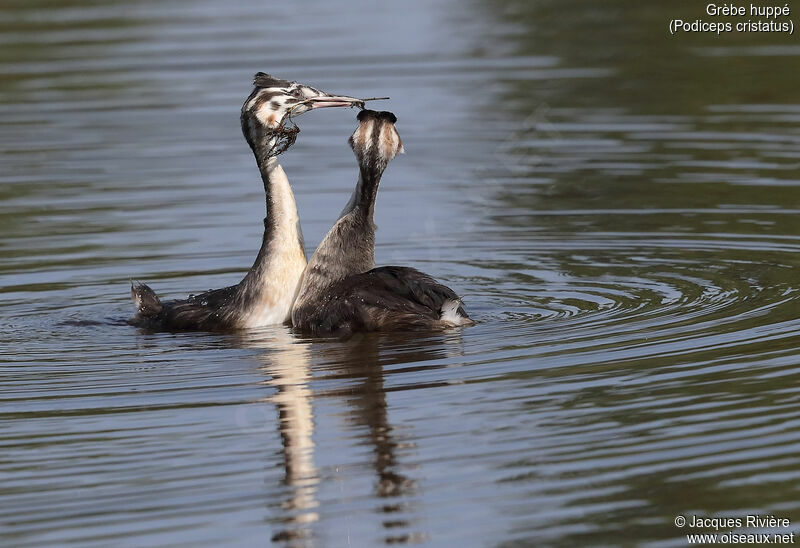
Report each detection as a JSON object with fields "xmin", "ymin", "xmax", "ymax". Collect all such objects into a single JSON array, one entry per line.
[{"xmin": 3, "ymin": 0, "xmax": 800, "ymax": 546}]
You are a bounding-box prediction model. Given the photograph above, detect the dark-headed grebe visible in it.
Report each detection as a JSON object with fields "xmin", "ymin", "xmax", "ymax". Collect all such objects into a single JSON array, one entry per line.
[
  {"xmin": 130, "ymin": 73, "xmax": 363, "ymax": 331},
  {"xmin": 291, "ymin": 110, "xmax": 474, "ymax": 335}
]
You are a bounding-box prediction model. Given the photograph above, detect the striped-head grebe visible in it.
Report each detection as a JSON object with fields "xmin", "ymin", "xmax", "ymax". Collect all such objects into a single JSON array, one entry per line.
[
  {"xmin": 130, "ymin": 73, "xmax": 363, "ymax": 331},
  {"xmin": 291, "ymin": 110, "xmax": 474, "ymax": 335}
]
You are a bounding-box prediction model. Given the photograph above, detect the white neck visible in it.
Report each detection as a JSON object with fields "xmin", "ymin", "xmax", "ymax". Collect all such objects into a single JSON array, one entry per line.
[{"xmin": 234, "ymin": 155, "xmax": 307, "ymax": 327}]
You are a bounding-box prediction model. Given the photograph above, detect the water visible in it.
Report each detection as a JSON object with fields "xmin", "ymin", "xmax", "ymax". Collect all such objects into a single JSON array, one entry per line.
[{"xmin": 3, "ymin": 0, "xmax": 800, "ymax": 545}]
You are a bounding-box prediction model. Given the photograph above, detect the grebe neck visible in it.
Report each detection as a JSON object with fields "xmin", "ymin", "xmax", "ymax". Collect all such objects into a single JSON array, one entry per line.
[
  {"xmin": 292, "ymin": 165, "xmax": 384, "ymax": 317},
  {"xmin": 232, "ymin": 138, "xmax": 307, "ymax": 325},
  {"xmin": 339, "ymin": 164, "xmax": 382, "ymax": 222}
]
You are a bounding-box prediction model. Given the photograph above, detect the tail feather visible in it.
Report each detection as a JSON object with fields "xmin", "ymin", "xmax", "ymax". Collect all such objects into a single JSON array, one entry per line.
[
  {"xmin": 440, "ymin": 299, "xmax": 474, "ymax": 327},
  {"xmin": 131, "ymin": 281, "xmax": 163, "ymax": 317}
]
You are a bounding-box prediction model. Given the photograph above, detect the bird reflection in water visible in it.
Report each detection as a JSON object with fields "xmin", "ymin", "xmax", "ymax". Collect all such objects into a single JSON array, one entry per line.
[
  {"xmin": 237, "ymin": 328, "xmax": 465, "ymax": 545},
  {"xmin": 236, "ymin": 327, "xmax": 318, "ymax": 545}
]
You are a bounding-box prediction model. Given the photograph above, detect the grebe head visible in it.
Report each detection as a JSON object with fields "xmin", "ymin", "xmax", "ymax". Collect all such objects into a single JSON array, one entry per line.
[
  {"xmin": 241, "ymin": 73, "xmax": 363, "ymax": 155},
  {"xmin": 348, "ymin": 110, "xmax": 404, "ymax": 173},
  {"xmin": 242, "ymin": 73, "xmax": 363, "ymax": 127}
]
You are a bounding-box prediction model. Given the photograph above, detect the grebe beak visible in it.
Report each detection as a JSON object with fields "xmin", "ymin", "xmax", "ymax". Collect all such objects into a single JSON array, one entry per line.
[{"xmin": 308, "ymin": 95, "xmax": 365, "ymax": 109}]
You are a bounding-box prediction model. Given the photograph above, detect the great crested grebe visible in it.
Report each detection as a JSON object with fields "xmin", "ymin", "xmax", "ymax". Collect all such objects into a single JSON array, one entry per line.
[
  {"xmin": 130, "ymin": 73, "xmax": 363, "ymax": 331},
  {"xmin": 291, "ymin": 110, "xmax": 474, "ymax": 335}
]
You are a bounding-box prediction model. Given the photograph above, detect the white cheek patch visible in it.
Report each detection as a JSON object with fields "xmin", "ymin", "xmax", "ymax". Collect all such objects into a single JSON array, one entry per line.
[
  {"xmin": 256, "ymin": 97, "xmax": 286, "ymax": 125},
  {"xmin": 360, "ymin": 120, "xmax": 374, "ymax": 152},
  {"xmin": 378, "ymin": 125, "xmax": 402, "ymax": 159},
  {"xmin": 256, "ymin": 108, "xmax": 276, "ymax": 126},
  {"xmin": 378, "ymin": 124, "xmax": 390, "ymax": 160},
  {"xmin": 391, "ymin": 126, "xmax": 403, "ymax": 155}
]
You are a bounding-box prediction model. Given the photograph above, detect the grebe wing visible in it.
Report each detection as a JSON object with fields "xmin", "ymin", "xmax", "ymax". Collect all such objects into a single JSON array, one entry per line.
[
  {"xmin": 301, "ymin": 266, "xmax": 470, "ymax": 334},
  {"xmin": 186, "ymin": 285, "xmax": 238, "ymax": 309},
  {"xmin": 134, "ymin": 284, "xmax": 237, "ymax": 331},
  {"xmin": 352, "ymin": 266, "xmax": 462, "ymax": 312}
]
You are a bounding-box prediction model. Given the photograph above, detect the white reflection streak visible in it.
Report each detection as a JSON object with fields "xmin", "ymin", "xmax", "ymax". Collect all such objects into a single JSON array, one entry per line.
[{"xmin": 246, "ymin": 328, "xmax": 318, "ymax": 542}]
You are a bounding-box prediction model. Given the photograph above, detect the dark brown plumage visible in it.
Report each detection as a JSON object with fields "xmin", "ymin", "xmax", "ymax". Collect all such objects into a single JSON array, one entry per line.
[
  {"xmin": 130, "ymin": 282, "xmax": 239, "ymax": 332},
  {"xmin": 292, "ymin": 266, "xmax": 470, "ymax": 336}
]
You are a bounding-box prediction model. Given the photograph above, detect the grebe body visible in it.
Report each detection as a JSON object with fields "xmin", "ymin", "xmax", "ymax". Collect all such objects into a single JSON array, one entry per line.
[
  {"xmin": 291, "ymin": 110, "xmax": 474, "ymax": 336},
  {"xmin": 130, "ymin": 74, "xmax": 362, "ymax": 331}
]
